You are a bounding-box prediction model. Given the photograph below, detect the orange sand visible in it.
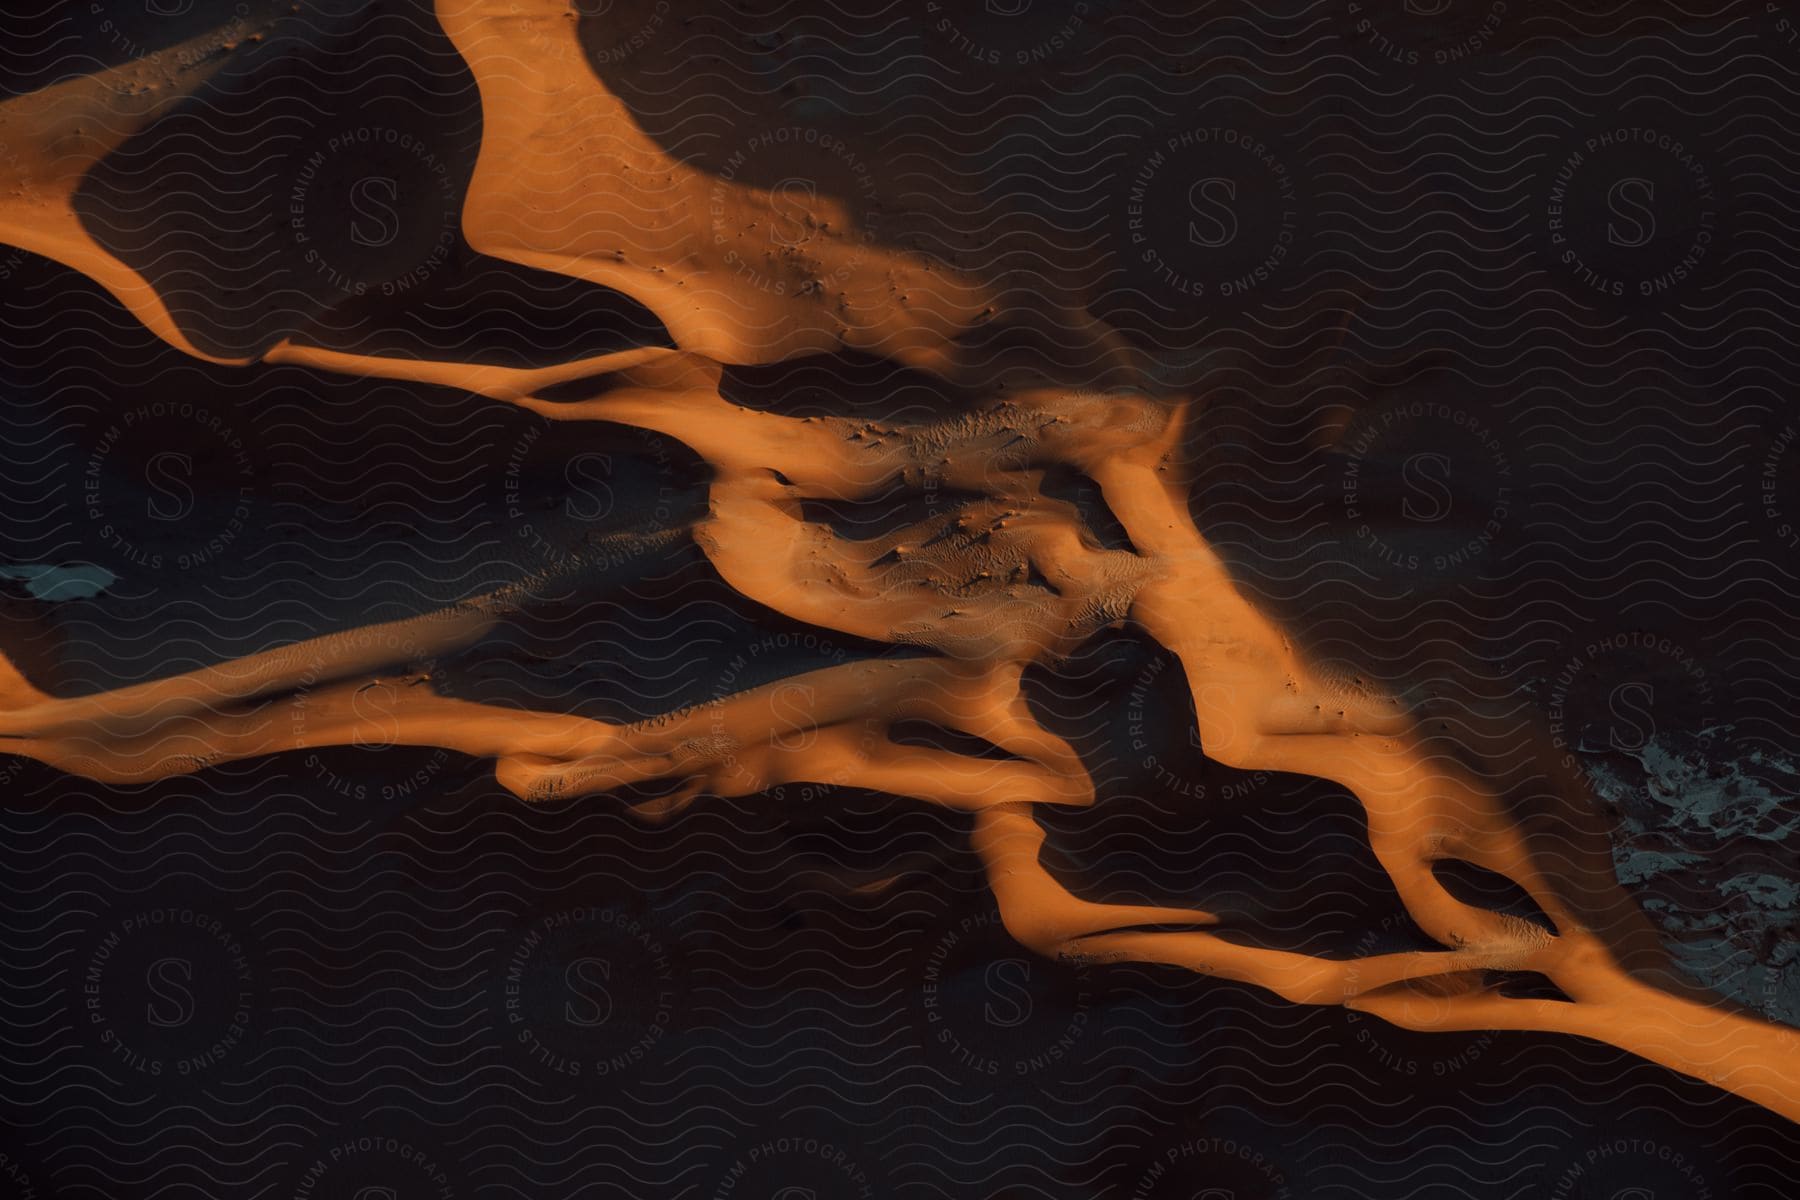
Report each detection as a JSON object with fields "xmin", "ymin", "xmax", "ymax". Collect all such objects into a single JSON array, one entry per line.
[{"xmin": 0, "ymin": 0, "xmax": 1793, "ymax": 1123}]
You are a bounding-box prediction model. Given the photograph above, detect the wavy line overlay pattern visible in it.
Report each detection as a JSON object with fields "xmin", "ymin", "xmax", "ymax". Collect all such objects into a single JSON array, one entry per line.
[{"xmin": 2, "ymin": 0, "xmax": 1799, "ymax": 1197}]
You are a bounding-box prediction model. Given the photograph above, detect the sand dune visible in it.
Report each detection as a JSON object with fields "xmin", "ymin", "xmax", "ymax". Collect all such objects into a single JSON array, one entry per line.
[{"xmin": 0, "ymin": 0, "xmax": 1794, "ymax": 1127}]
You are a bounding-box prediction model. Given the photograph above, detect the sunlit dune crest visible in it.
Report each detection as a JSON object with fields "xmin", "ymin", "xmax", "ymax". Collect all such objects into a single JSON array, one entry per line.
[{"xmin": 0, "ymin": 0, "xmax": 1794, "ymax": 1125}]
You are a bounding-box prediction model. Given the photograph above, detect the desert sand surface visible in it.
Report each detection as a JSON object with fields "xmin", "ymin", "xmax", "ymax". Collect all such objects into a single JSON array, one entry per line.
[{"xmin": 1, "ymin": 0, "xmax": 1798, "ymax": 1195}]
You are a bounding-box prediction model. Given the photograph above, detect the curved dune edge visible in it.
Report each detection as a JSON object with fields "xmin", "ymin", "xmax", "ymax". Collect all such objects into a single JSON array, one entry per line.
[
  {"xmin": 0, "ymin": 0, "xmax": 1794, "ymax": 1124},
  {"xmin": 0, "ymin": 9, "xmax": 293, "ymax": 365}
]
